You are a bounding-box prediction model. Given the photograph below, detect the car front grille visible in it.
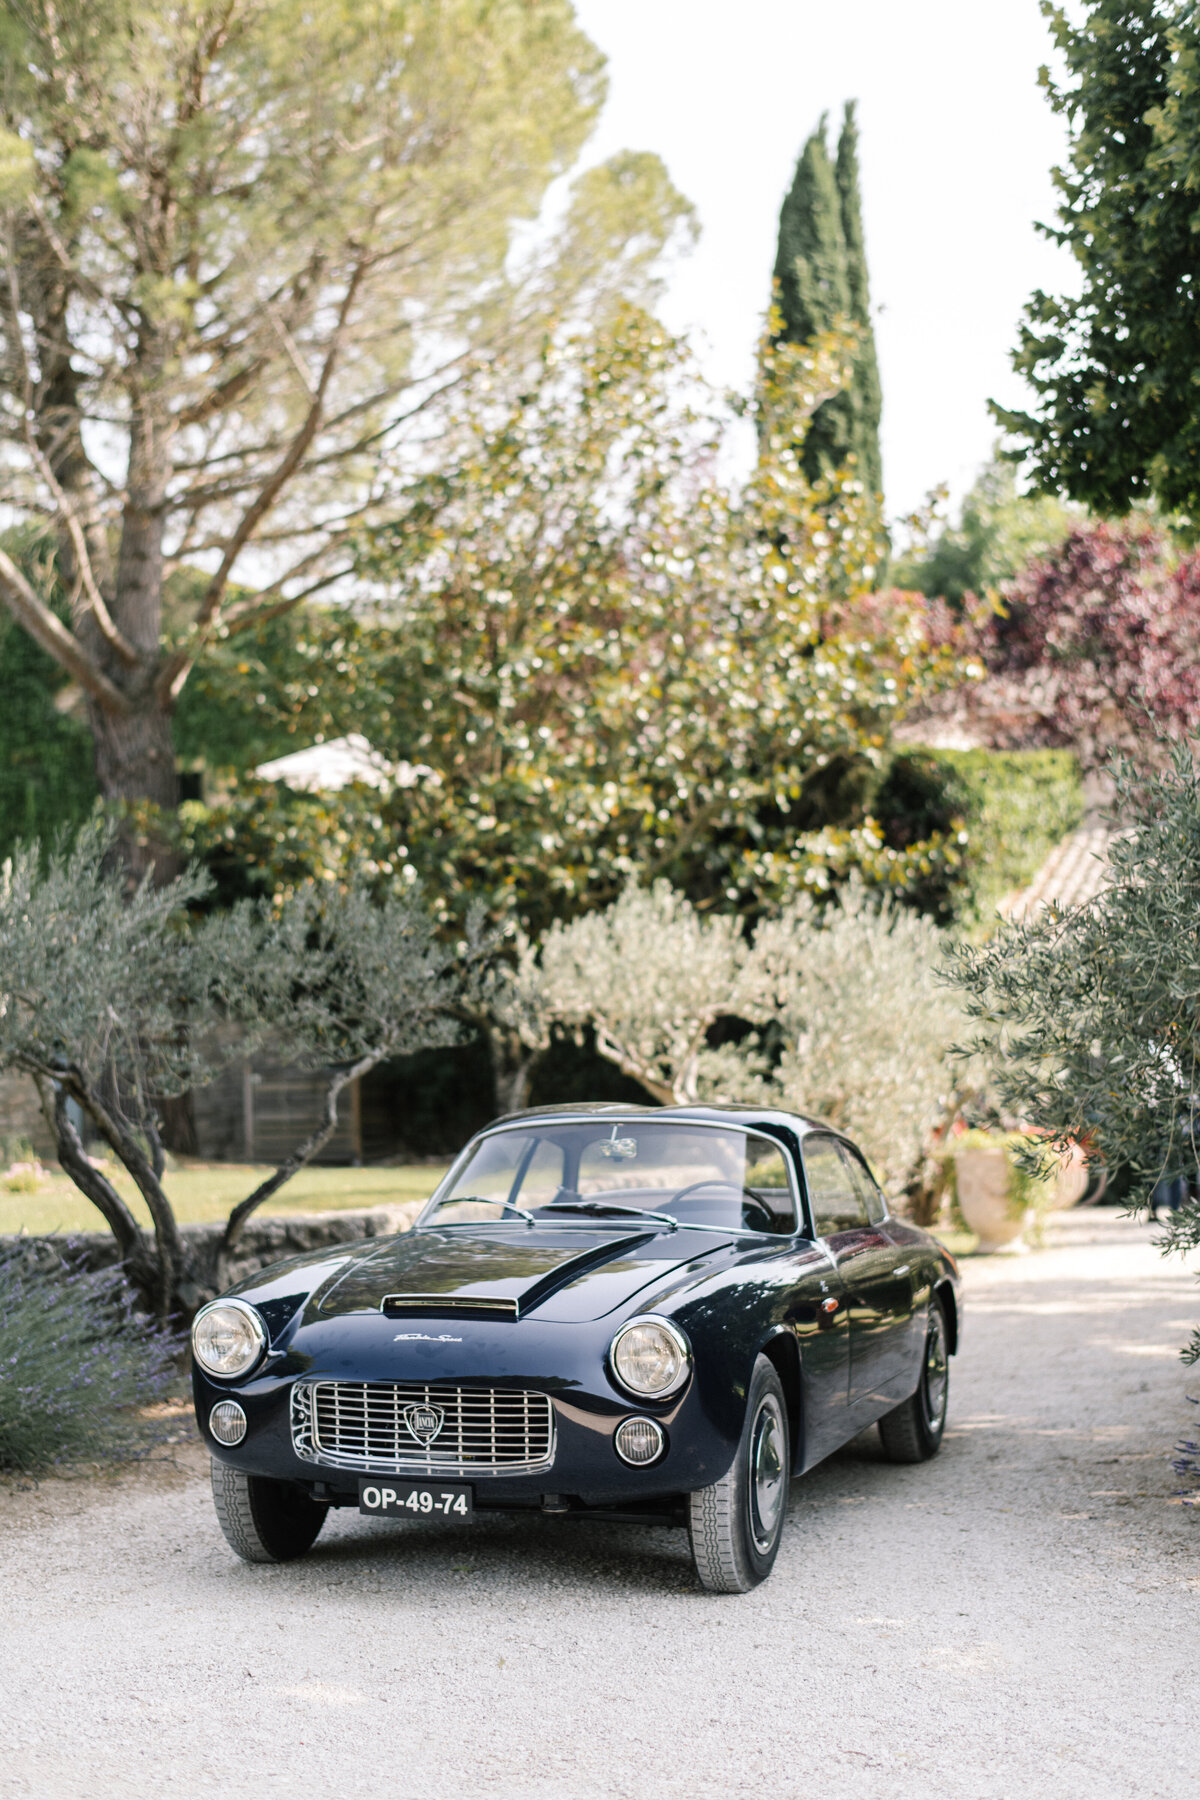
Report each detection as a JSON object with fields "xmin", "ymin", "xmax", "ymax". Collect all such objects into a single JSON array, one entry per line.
[{"xmin": 291, "ymin": 1381, "xmax": 555, "ymax": 1476}]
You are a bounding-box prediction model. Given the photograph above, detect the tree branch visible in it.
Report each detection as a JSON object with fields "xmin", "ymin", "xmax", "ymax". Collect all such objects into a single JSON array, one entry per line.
[
  {"xmin": 0, "ymin": 549, "xmax": 133, "ymax": 712},
  {"xmin": 159, "ymin": 566, "xmax": 355, "ymax": 702},
  {"xmin": 593, "ymin": 1023, "xmax": 674, "ymax": 1105},
  {"xmin": 192, "ymin": 254, "xmax": 371, "ymax": 633},
  {"xmin": 175, "ymin": 353, "xmax": 269, "ymax": 429},
  {"xmin": 32, "ymin": 1074, "xmax": 148, "ymax": 1266},
  {"xmin": 219, "ymin": 1051, "xmax": 384, "ymax": 1263},
  {"xmin": 67, "ymin": 1071, "xmax": 185, "ymax": 1317},
  {"xmin": 1, "ymin": 230, "xmax": 137, "ymax": 665}
]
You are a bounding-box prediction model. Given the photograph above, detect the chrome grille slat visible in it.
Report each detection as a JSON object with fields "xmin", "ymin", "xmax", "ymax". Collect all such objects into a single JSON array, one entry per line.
[{"xmin": 291, "ymin": 1381, "xmax": 555, "ymax": 1475}]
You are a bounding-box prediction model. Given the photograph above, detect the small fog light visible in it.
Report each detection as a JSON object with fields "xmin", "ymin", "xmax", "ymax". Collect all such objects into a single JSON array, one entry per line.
[
  {"xmin": 614, "ymin": 1416, "xmax": 665, "ymax": 1466},
  {"xmin": 208, "ymin": 1400, "xmax": 247, "ymax": 1446}
]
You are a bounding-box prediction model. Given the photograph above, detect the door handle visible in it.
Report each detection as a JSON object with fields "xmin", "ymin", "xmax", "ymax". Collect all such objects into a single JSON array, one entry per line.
[{"xmin": 894, "ymin": 1265, "xmax": 911, "ymax": 1277}]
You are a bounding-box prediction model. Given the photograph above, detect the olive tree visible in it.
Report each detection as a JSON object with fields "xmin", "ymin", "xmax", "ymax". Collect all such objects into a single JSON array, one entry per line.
[
  {"xmin": 533, "ymin": 882, "xmax": 765, "ymax": 1106},
  {"xmin": 949, "ymin": 739, "xmax": 1200, "ymax": 1359},
  {"xmin": 0, "ymin": 0, "xmax": 691, "ymax": 872},
  {"xmin": 0, "ymin": 828, "xmax": 474, "ymax": 1310},
  {"xmin": 512, "ymin": 880, "xmax": 976, "ymax": 1208},
  {"xmin": 704, "ymin": 886, "xmax": 978, "ymax": 1215}
]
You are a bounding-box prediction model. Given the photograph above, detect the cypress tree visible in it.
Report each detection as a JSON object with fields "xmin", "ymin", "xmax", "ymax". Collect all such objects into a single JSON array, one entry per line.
[
  {"xmin": 835, "ymin": 102, "xmax": 884, "ymax": 498},
  {"xmin": 772, "ymin": 102, "xmax": 884, "ymax": 502}
]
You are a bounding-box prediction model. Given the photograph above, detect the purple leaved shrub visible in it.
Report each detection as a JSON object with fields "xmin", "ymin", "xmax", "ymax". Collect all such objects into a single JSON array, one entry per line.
[{"xmin": 0, "ymin": 1243, "xmax": 180, "ymax": 1473}]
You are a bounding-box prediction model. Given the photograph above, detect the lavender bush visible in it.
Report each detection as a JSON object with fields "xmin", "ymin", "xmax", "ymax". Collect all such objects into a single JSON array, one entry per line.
[
  {"xmin": 1172, "ymin": 1397, "xmax": 1200, "ymax": 1509},
  {"xmin": 0, "ymin": 1245, "xmax": 178, "ymax": 1473}
]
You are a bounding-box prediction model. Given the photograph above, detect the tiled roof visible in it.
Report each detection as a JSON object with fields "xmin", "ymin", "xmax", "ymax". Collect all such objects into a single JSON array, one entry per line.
[
  {"xmin": 998, "ymin": 822, "xmax": 1117, "ymax": 920},
  {"xmin": 254, "ymin": 733, "xmax": 435, "ymax": 794}
]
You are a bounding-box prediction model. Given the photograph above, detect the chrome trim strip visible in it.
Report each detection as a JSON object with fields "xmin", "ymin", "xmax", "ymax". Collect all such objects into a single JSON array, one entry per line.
[{"xmin": 380, "ymin": 1293, "xmax": 520, "ymax": 1317}]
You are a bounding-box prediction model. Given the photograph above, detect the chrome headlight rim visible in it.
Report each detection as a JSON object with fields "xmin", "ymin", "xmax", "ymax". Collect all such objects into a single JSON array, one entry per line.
[
  {"xmin": 608, "ymin": 1314, "xmax": 692, "ymax": 1401},
  {"xmin": 191, "ymin": 1297, "xmax": 267, "ymax": 1381},
  {"xmin": 207, "ymin": 1399, "xmax": 248, "ymax": 1446},
  {"xmin": 613, "ymin": 1414, "xmax": 667, "ymax": 1466}
]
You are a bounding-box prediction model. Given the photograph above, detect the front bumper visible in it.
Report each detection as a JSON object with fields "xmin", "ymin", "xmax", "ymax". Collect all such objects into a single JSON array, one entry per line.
[{"xmin": 192, "ymin": 1364, "xmax": 739, "ymax": 1510}]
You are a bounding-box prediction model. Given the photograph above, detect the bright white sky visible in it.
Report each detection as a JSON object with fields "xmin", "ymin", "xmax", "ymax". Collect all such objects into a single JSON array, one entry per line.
[{"xmin": 573, "ymin": 0, "xmax": 1079, "ymax": 523}]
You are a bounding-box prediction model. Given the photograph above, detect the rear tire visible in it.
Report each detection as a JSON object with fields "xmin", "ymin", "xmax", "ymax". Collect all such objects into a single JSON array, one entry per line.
[
  {"xmin": 210, "ymin": 1459, "xmax": 328, "ymax": 1564},
  {"xmin": 878, "ymin": 1296, "xmax": 950, "ymax": 1465},
  {"xmin": 688, "ymin": 1354, "xmax": 790, "ymax": 1594}
]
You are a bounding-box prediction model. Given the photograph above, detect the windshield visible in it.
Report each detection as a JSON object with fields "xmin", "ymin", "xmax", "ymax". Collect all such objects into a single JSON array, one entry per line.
[{"xmin": 422, "ymin": 1122, "xmax": 797, "ymax": 1235}]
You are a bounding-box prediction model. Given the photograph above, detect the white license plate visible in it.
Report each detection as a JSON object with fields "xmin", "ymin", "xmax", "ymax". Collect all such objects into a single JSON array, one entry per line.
[{"xmin": 358, "ymin": 1479, "xmax": 474, "ymax": 1519}]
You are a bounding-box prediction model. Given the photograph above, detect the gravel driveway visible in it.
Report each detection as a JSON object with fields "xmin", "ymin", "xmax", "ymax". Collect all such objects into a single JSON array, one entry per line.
[{"xmin": 1, "ymin": 1209, "xmax": 1196, "ymax": 1800}]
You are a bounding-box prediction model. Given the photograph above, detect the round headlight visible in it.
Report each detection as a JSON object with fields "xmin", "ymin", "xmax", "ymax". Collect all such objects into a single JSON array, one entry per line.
[
  {"xmin": 609, "ymin": 1317, "xmax": 690, "ymax": 1399},
  {"xmin": 192, "ymin": 1299, "xmax": 266, "ymax": 1379},
  {"xmin": 208, "ymin": 1400, "xmax": 248, "ymax": 1446},
  {"xmin": 614, "ymin": 1416, "xmax": 665, "ymax": 1465}
]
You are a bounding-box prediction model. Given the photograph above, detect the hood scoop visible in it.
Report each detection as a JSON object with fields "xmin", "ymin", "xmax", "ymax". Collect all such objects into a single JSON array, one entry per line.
[
  {"xmin": 379, "ymin": 1237, "xmax": 653, "ymax": 1320},
  {"xmin": 320, "ymin": 1227, "xmax": 662, "ymax": 1321},
  {"xmin": 382, "ymin": 1293, "xmax": 520, "ymax": 1320}
]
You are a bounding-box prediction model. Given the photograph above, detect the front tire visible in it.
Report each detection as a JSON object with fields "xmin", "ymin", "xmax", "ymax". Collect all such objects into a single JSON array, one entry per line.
[
  {"xmin": 878, "ymin": 1296, "xmax": 950, "ymax": 1464},
  {"xmin": 210, "ymin": 1459, "xmax": 328, "ymax": 1564},
  {"xmin": 688, "ymin": 1354, "xmax": 790, "ymax": 1594}
]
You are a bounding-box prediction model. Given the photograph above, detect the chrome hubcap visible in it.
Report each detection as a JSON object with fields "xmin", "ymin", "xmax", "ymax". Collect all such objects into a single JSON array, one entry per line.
[
  {"xmin": 922, "ymin": 1308, "xmax": 949, "ymax": 1432},
  {"xmin": 748, "ymin": 1395, "xmax": 786, "ymax": 1551}
]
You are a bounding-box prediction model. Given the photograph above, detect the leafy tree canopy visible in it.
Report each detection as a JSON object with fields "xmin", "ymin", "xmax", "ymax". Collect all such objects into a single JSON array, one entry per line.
[
  {"xmin": 0, "ymin": 0, "xmax": 692, "ymax": 870},
  {"xmin": 894, "ymin": 453, "xmax": 1082, "ymax": 606},
  {"xmin": 977, "ymin": 521, "xmax": 1200, "ymax": 766},
  {"xmin": 994, "ymin": 0, "xmax": 1200, "ymax": 518},
  {"xmin": 181, "ymin": 306, "xmax": 963, "ymax": 930}
]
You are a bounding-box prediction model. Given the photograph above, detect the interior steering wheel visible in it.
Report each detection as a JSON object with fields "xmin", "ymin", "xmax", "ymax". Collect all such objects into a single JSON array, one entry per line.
[{"xmin": 669, "ymin": 1178, "xmax": 774, "ymax": 1231}]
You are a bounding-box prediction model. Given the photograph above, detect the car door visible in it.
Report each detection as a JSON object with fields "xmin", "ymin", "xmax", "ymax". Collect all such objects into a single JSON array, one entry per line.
[
  {"xmin": 839, "ymin": 1144, "xmax": 921, "ymax": 1405},
  {"xmin": 746, "ymin": 1132, "xmax": 851, "ymax": 1471},
  {"xmin": 800, "ymin": 1134, "xmax": 914, "ymax": 1423}
]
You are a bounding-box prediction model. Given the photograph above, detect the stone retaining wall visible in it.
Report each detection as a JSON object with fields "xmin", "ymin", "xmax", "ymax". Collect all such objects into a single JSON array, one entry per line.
[{"xmin": 1, "ymin": 1202, "xmax": 424, "ymax": 1305}]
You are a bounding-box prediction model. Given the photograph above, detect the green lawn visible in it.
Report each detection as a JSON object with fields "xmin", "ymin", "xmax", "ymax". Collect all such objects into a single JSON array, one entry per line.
[
  {"xmin": 1, "ymin": 1161, "xmax": 986, "ymax": 1251},
  {"xmin": 0, "ymin": 1158, "xmax": 451, "ymax": 1237}
]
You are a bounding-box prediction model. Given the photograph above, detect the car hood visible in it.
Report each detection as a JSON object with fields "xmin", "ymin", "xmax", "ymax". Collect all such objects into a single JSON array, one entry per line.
[{"xmin": 313, "ymin": 1223, "xmax": 728, "ymax": 1325}]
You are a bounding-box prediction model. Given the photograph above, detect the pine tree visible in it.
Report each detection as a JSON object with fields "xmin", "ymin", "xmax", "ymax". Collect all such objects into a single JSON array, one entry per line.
[{"xmin": 772, "ymin": 103, "xmax": 884, "ymax": 501}]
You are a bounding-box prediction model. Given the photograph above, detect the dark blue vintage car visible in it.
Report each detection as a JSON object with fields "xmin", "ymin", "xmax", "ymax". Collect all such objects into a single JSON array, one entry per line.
[{"xmin": 193, "ymin": 1104, "xmax": 960, "ymax": 1592}]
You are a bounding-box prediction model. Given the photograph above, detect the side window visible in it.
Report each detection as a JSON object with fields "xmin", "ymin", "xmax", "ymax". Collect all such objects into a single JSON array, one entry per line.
[
  {"xmin": 743, "ymin": 1133, "xmax": 797, "ymax": 1234},
  {"xmin": 802, "ymin": 1135, "xmax": 869, "ymax": 1234},
  {"xmin": 840, "ymin": 1144, "xmax": 887, "ymax": 1225}
]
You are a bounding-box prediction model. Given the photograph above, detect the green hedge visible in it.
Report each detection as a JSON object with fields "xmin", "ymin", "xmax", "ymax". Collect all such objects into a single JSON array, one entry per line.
[
  {"xmin": 873, "ymin": 747, "xmax": 1083, "ymax": 926},
  {"xmin": 0, "ymin": 613, "xmax": 96, "ymax": 861}
]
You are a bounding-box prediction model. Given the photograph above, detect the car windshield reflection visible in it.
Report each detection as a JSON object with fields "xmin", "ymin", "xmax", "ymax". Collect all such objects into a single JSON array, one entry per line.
[{"xmin": 420, "ymin": 1122, "xmax": 797, "ymax": 1235}]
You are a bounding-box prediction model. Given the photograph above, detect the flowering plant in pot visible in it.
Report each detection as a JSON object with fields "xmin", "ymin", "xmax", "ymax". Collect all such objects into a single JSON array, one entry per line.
[{"xmin": 943, "ymin": 1129, "xmax": 1058, "ymax": 1252}]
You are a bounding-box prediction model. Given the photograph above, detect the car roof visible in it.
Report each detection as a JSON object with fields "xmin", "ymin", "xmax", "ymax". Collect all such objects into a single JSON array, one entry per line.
[{"xmin": 487, "ymin": 1100, "xmax": 843, "ymax": 1143}]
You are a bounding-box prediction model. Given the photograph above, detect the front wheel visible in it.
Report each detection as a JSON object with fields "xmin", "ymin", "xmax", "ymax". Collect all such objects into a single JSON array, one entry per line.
[
  {"xmin": 878, "ymin": 1296, "xmax": 950, "ymax": 1464},
  {"xmin": 688, "ymin": 1354, "xmax": 790, "ymax": 1594},
  {"xmin": 210, "ymin": 1459, "xmax": 328, "ymax": 1564}
]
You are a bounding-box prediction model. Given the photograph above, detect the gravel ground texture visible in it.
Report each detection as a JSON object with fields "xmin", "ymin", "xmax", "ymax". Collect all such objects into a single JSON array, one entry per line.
[{"xmin": 1, "ymin": 1208, "xmax": 1196, "ymax": 1800}]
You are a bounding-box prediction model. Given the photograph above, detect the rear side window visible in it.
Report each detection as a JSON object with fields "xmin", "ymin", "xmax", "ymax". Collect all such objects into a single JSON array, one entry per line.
[
  {"xmin": 802, "ymin": 1135, "xmax": 870, "ymax": 1234},
  {"xmin": 841, "ymin": 1145, "xmax": 887, "ymax": 1225}
]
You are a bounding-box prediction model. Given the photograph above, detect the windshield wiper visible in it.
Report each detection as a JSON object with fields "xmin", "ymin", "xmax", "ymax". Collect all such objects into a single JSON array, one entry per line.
[
  {"xmin": 425, "ymin": 1195, "xmax": 536, "ymax": 1226},
  {"xmin": 541, "ymin": 1200, "xmax": 678, "ymax": 1232}
]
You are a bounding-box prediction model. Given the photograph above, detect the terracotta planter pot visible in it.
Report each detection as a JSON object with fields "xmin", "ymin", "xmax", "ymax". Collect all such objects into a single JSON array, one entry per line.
[
  {"xmin": 1051, "ymin": 1144, "xmax": 1090, "ymax": 1210},
  {"xmin": 953, "ymin": 1148, "xmax": 1030, "ymax": 1252}
]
